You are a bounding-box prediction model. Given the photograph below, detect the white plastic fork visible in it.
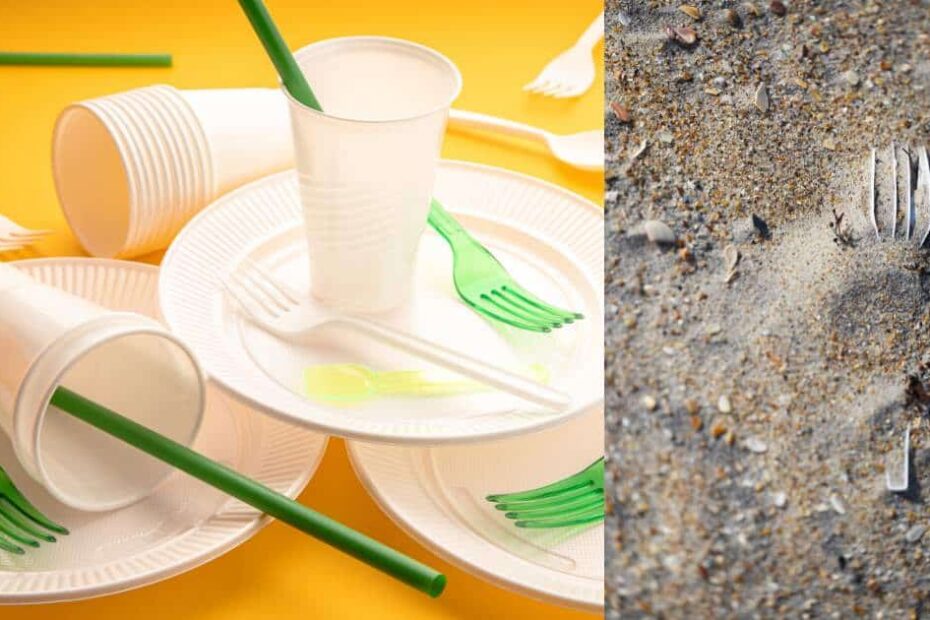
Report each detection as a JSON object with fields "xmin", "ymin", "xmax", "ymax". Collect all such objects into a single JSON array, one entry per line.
[
  {"xmin": 223, "ymin": 259, "xmax": 571, "ymax": 410},
  {"xmin": 523, "ymin": 11, "xmax": 603, "ymax": 98},
  {"xmin": 0, "ymin": 215, "xmax": 51, "ymax": 251},
  {"xmin": 867, "ymin": 143, "xmax": 927, "ymax": 245}
]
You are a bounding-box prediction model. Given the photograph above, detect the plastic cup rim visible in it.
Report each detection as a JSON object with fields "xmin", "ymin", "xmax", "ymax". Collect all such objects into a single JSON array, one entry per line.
[{"xmin": 283, "ymin": 35, "xmax": 463, "ymax": 124}]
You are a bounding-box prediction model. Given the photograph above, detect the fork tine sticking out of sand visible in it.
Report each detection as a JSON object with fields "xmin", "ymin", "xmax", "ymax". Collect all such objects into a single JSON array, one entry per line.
[{"xmin": 868, "ymin": 143, "xmax": 929, "ymax": 246}]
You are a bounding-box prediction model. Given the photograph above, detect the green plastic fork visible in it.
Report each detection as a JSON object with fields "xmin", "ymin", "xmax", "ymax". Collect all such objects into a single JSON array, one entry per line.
[
  {"xmin": 0, "ymin": 465, "xmax": 68, "ymax": 554},
  {"xmin": 236, "ymin": 0, "xmax": 583, "ymax": 333},
  {"xmin": 486, "ymin": 457, "xmax": 604, "ymax": 528},
  {"xmin": 429, "ymin": 200, "xmax": 583, "ymax": 332}
]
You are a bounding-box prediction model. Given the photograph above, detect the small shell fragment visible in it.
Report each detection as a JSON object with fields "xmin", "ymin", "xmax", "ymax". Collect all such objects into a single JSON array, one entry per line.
[
  {"xmin": 610, "ymin": 101, "xmax": 631, "ymax": 123},
  {"xmin": 754, "ymin": 83, "xmax": 769, "ymax": 113},
  {"xmin": 744, "ymin": 437, "xmax": 768, "ymax": 453},
  {"xmin": 666, "ymin": 25, "xmax": 699, "ymax": 47},
  {"xmin": 743, "ymin": 2, "xmax": 761, "ymax": 17},
  {"xmin": 906, "ymin": 525, "xmax": 926, "ymax": 543},
  {"xmin": 679, "ymin": 4, "xmax": 702, "ymax": 20},
  {"xmin": 643, "ymin": 220, "xmax": 676, "ymax": 245},
  {"xmin": 723, "ymin": 245, "xmax": 740, "ymax": 271},
  {"xmin": 717, "ymin": 395, "xmax": 732, "ymax": 413},
  {"xmin": 829, "ymin": 495, "xmax": 846, "ymax": 515},
  {"xmin": 842, "ymin": 69, "xmax": 860, "ymax": 86}
]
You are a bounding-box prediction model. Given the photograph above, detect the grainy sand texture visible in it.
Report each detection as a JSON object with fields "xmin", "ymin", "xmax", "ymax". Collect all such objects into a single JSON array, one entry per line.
[{"xmin": 605, "ymin": 1, "xmax": 930, "ymax": 617}]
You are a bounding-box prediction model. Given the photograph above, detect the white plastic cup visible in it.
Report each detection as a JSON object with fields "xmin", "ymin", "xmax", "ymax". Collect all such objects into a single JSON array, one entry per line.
[
  {"xmin": 0, "ymin": 264, "xmax": 206, "ymax": 511},
  {"xmin": 286, "ymin": 37, "xmax": 462, "ymax": 313},
  {"xmin": 52, "ymin": 85, "xmax": 294, "ymax": 259}
]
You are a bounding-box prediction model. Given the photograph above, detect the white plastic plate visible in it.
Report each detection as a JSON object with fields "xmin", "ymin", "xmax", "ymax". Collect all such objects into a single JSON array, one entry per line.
[
  {"xmin": 0, "ymin": 259, "xmax": 327, "ymax": 603},
  {"xmin": 159, "ymin": 161, "xmax": 604, "ymax": 443}
]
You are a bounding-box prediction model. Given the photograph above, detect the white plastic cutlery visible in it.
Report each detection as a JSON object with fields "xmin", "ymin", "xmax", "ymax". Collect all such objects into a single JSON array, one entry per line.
[
  {"xmin": 223, "ymin": 259, "xmax": 571, "ymax": 411},
  {"xmin": 524, "ymin": 10, "xmax": 603, "ymax": 98},
  {"xmin": 0, "ymin": 215, "xmax": 51, "ymax": 251},
  {"xmin": 448, "ymin": 109, "xmax": 603, "ymax": 171}
]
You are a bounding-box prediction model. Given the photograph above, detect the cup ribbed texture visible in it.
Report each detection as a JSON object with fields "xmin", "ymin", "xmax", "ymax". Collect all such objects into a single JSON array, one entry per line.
[{"xmin": 83, "ymin": 86, "xmax": 213, "ymax": 256}]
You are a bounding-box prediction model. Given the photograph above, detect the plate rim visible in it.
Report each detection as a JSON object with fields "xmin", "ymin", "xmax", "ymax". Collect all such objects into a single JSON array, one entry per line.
[
  {"xmin": 0, "ymin": 258, "xmax": 329, "ymax": 604},
  {"xmin": 158, "ymin": 159, "xmax": 604, "ymax": 444},
  {"xmin": 345, "ymin": 410, "xmax": 604, "ymax": 613}
]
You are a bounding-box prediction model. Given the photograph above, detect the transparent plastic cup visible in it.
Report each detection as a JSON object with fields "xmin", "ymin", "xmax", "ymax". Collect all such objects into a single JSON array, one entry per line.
[
  {"xmin": 286, "ymin": 37, "xmax": 462, "ymax": 313},
  {"xmin": 0, "ymin": 264, "xmax": 206, "ymax": 511}
]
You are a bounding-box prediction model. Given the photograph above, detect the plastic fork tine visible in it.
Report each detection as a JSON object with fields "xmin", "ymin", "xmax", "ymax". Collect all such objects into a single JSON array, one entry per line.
[
  {"xmin": 0, "ymin": 511, "xmax": 40, "ymax": 547},
  {"xmin": 223, "ymin": 274, "xmax": 277, "ymax": 320},
  {"xmin": 494, "ymin": 484, "xmax": 600, "ymax": 512},
  {"xmin": 891, "ymin": 143, "xmax": 898, "ymax": 239},
  {"xmin": 905, "ymin": 146, "xmax": 915, "ymax": 240},
  {"xmin": 504, "ymin": 495, "xmax": 604, "ymax": 520},
  {"xmin": 522, "ymin": 76, "xmax": 544, "ymax": 92},
  {"xmin": 514, "ymin": 505, "xmax": 605, "ymax": 529},
  {"xmin": 0, "ymin": 233, "xmax": 46, "ymax": 244},
  {"xmin": 0, "ymin": 465, "xmax": 67, "ymax": 555},
  {"xmin": 486, "ymin": 292, "xmax": 559, "ymax": 329},
  {"xmin": 242, "ymin": 259, "xmax": 301, "ymax": 305},
  {"xmin": 486, "ymin": 458, "xmax": 604, "ymax": 529},
  {"xmin": 0, "ymin": 532, "xmax": 24, "ymax": 555},
  {"xmin": 0, "ymin": 470, "xmax": 67, "ymax": 535},
  {"xmin": 471, "ymin": 297, "xmax": 551, "ymax": 332},
  {"xmin": 497, "ymin": 289, "xmax": 570, "ymax": 325},
  {"xmin": 239, "ymin": 264, "xmax": 293, "ymax": 312},
  {"xmin": 869, "ymin": 147, "xmax": 879, "ymax": 240},
  {"xmin": 504, "ymin": 284, "xmax": 582, "ymax": 320},
  {"xmin": 920, "ymin": 146, "xmax": 930, "ymax": 248},
  {"xmin": 0, "ymin": 498, "xmax": 56, "ymax": 542},
  {"xmin": 487, "ymin": 472, "xmax": 594, "ymax": 503}
]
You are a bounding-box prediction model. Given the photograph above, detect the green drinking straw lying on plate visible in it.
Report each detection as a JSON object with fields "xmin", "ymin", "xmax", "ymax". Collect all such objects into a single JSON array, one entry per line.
[
  {"xmin": 0, "ymin": 52, "xmax": 172, "ymax": 67},
  {"xmin": 49, "ymin": 386, "xmax": 445, "ymax": 597}
]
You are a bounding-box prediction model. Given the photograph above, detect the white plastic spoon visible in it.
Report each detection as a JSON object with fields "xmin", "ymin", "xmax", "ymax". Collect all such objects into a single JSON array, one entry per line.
[{"xmin": 448, "ymin": 109, "xmax": 603, "ymax": 172}]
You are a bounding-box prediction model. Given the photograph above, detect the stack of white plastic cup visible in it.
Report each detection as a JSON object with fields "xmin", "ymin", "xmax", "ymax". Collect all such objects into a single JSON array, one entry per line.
[
  {"xmin": 286, "ymin": 36, "xmax": 462, "ymax": 312},
  {"xmin": 0, "ymin": 264, "xmax": 205, "ymax": 511},
  {"xmin": 52, "ymin": 85, "xmax": 294, "ymax": 258}
]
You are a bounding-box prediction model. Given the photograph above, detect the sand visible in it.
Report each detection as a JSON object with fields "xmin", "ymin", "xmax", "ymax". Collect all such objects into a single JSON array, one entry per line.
[{"xmin": 605, "ymin": 1, "xmax": 930, "ymax": 616}]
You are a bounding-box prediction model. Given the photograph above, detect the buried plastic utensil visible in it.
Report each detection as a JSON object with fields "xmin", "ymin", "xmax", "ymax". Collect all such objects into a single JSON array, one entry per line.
[
  {"xmin": 486, "ymin": 457, "xmax": 605, "ymax": 528},
  {"xmin": 886, "ymin": 428, "xmax": 910, "ymax": 493},
  {"xmin": 223, "ymin": 259, "xmax": 570, "ymax": 411},
  {"xmin": 0, "ymin": 465, "xmax": 68, "ymax": 555}
]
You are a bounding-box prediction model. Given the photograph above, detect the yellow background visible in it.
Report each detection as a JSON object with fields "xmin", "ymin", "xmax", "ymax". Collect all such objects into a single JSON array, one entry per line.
[{"xmin": 0, "ymin": 1, "xmax": 603, "ymax": 618}]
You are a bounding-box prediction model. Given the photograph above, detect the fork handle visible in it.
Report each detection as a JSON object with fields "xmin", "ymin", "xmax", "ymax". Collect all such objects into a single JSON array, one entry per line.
[
  {"xmin": 427, "ymin": 199, "xmax": 475, "ymax": 243},
  {"xmin": 334, "ymin": 316, "xmax": 571, "ymax": 410},
  {"xmin": 577, "ymin": 11, "xmax": 605, "ymax": 49},
  {"xmin": 448, "ymin": 109, "xmax": 549, "ymax": 145},
  {"xmin": 50, "ymin": 386, "xmax": 446, "ymax": 597}
]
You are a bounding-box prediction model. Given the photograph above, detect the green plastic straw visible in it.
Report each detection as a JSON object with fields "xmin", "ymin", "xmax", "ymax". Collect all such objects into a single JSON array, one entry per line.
[
  {"xmin": 50, "ymin": 386, "xmax": 446, "ymax": 597},
  {"xmin": 0, "ymin": 52, "xmax": 172, "ymax": 67},
  {"xmin": 236, "ymin": 0, "xmax": 320, "ymax": 110}
]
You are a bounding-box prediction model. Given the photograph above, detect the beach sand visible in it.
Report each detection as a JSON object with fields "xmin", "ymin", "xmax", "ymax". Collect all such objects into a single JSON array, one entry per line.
[{"xmin": 606, "ymin": 1, "xmax": 930, "ymax": 616}]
